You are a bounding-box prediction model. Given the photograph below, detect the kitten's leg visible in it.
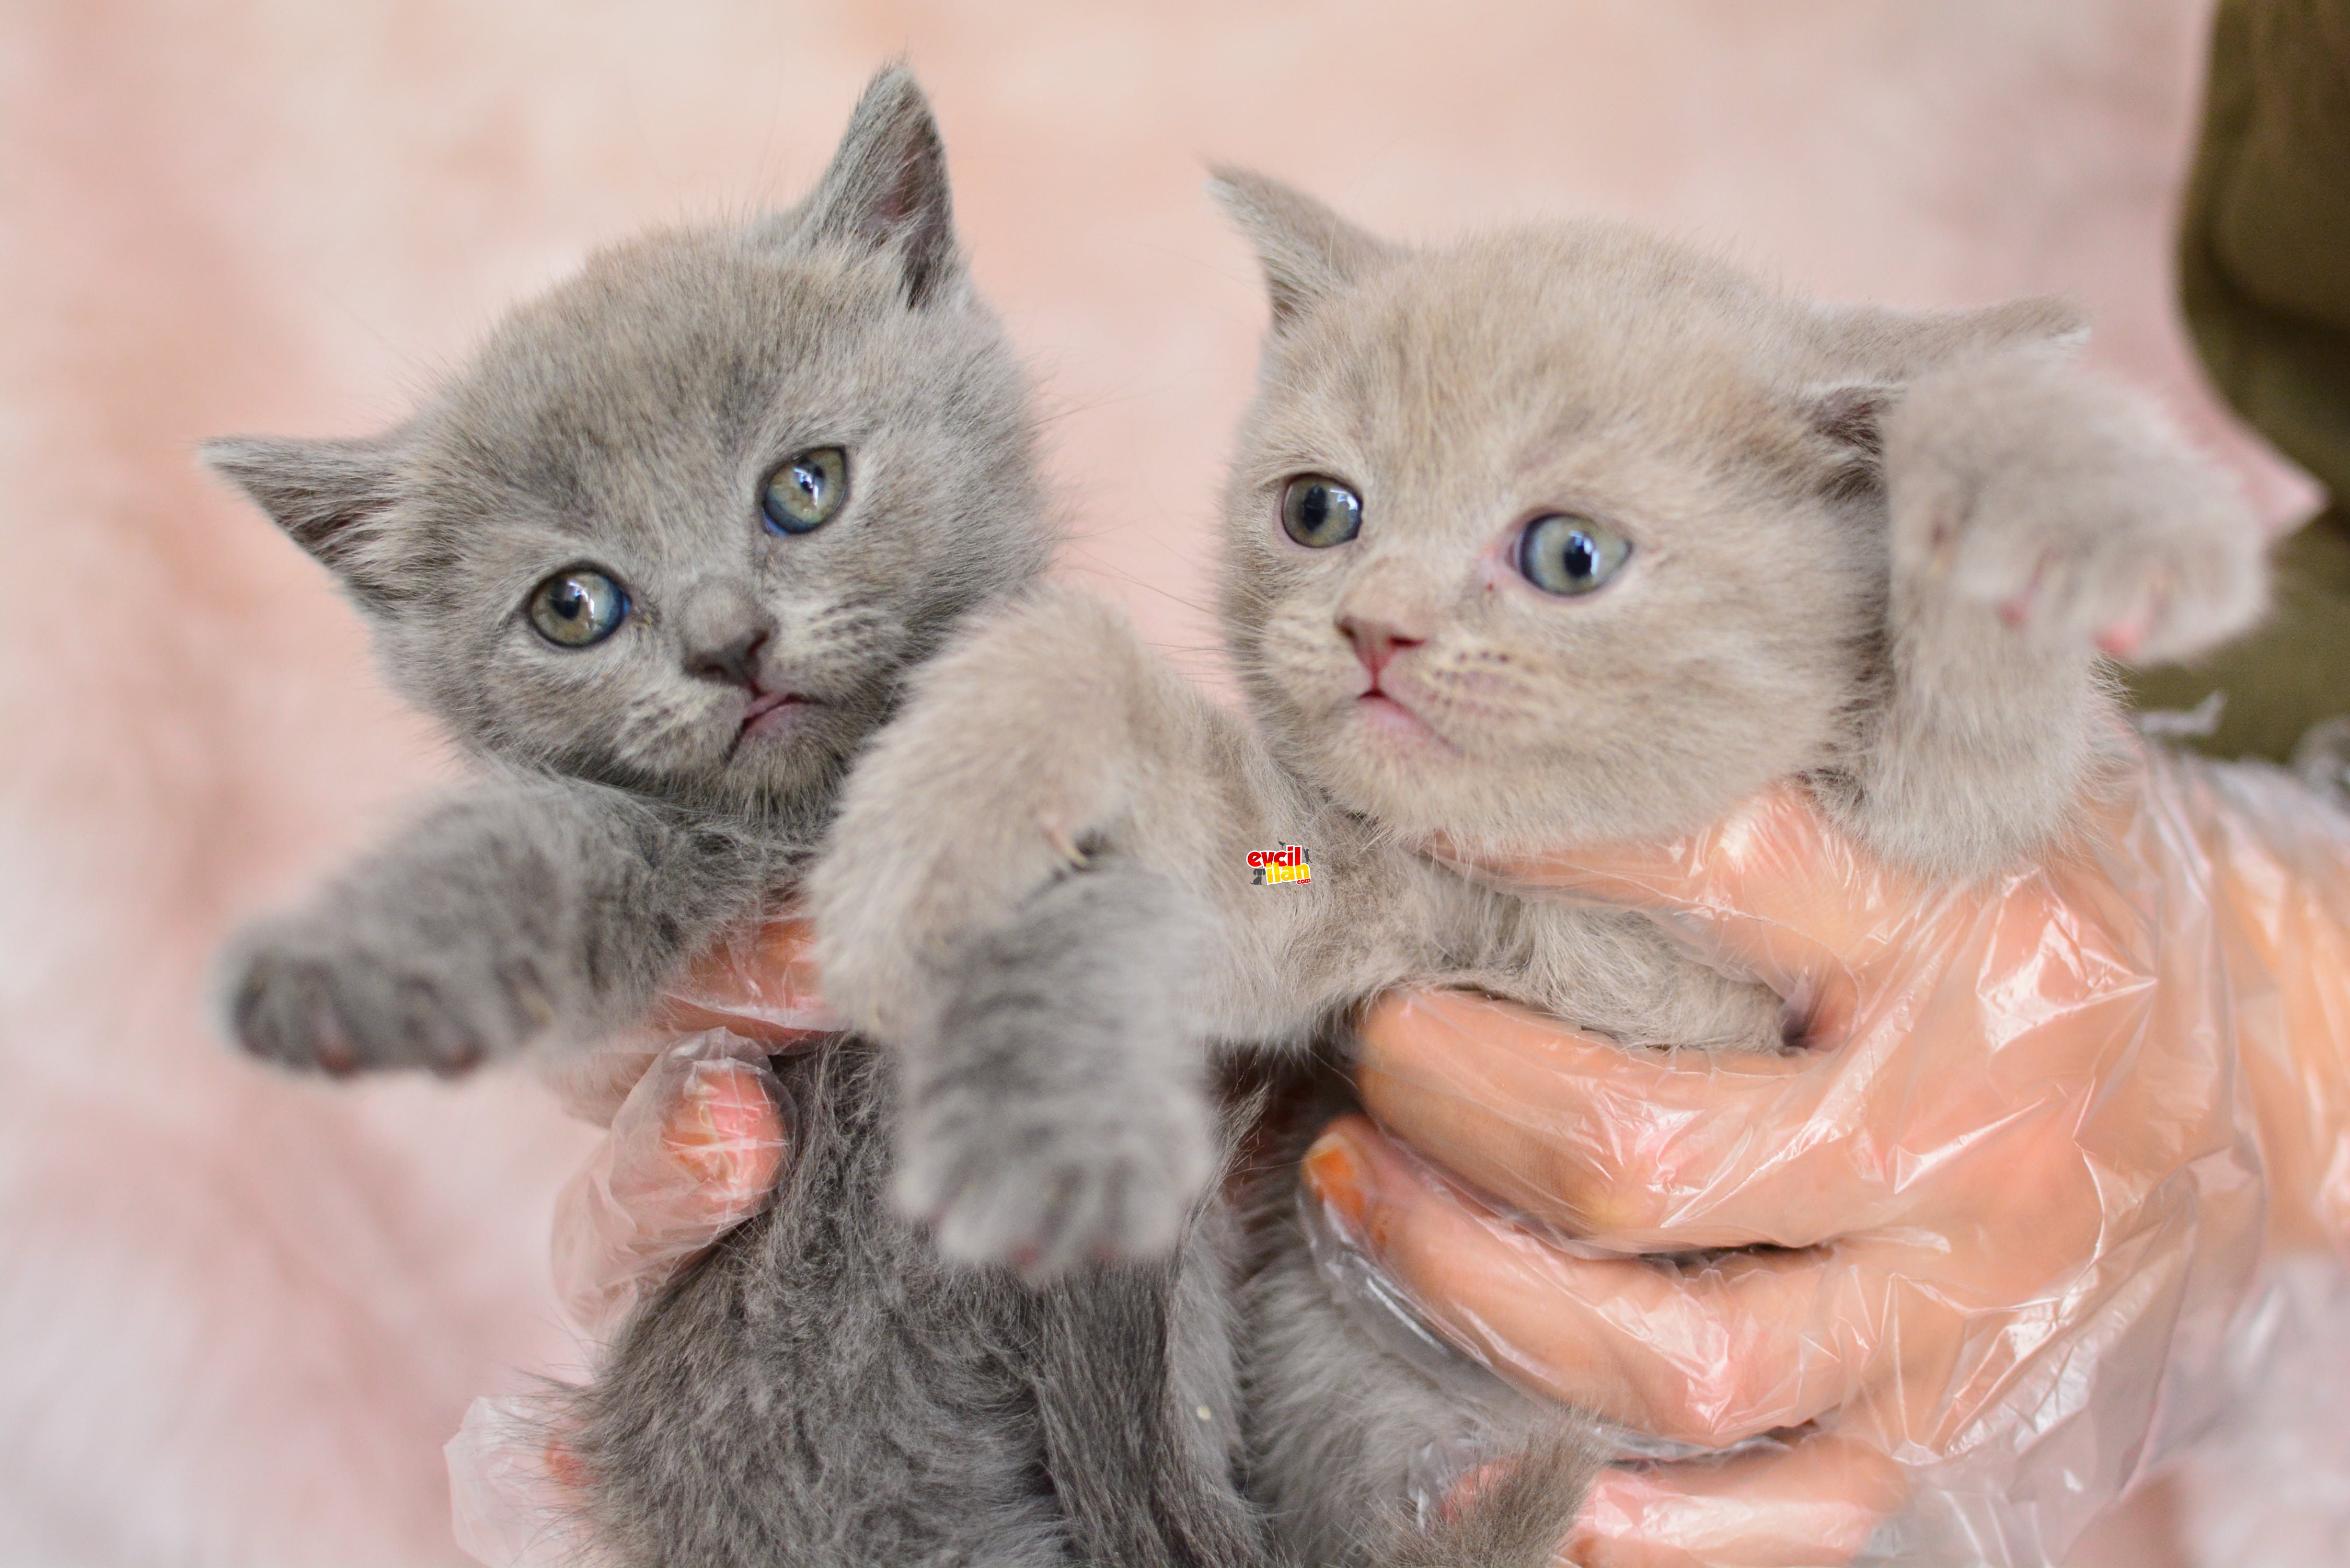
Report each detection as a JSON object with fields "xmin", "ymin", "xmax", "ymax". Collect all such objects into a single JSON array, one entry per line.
[
  {"xmin": 1832, "ymin": 345, "xmax": 2266, "ymax": 880},
  {"xmin": 903, "ymin": 855, "xmax": 1222, "ymax": 1271},
  {"xmin": 812, "ymin": 585, "xmax": 1332, "ymax": 1270},
  {"xmin": 222, "ymin": 781, "xmax": 775, "ymax": 1076}
]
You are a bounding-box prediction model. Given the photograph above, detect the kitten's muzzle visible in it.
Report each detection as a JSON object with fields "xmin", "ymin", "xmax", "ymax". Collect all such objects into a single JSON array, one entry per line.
[
  {"xmin": 1337, "ymin": 610, "xmax": 1424, "ymax": 682},
  {"xmin": 1353, "ymin": 685, "xmax": 1453, "ymax": 752},
  {"xmin": 686, "ymin": 625, "xmax": 773, "ymax": 691},
  {"xmin": 1333, "ymin": 612, "xmax": 1452, "ymax": 747}
]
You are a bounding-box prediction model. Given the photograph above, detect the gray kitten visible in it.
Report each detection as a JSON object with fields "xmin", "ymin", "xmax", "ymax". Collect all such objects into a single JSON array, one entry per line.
[
  {"xmin": 205, "ymin": 73, "xmax": 1570, "ymax": 1568},
  {"xmin": 807, "ymin": 172, "xmax": 2270, "ymax": 1560}
]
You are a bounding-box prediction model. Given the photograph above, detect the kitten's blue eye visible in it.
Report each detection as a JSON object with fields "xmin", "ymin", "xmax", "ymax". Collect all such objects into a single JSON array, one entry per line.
[
  {"xmin": 762, "ymin": 446, "xmax": 848, "ymax": 534},
  {"xmin": 527, "ymin": 567, "xmax": 628, "ymax": 647},
  {"xmin": 1281, "ymin": 475, "xmax": 1362, "ymax": 548},
  {"xmin": 1517, "ymin": 515, "xmax": 1631, "ymax": 597}
]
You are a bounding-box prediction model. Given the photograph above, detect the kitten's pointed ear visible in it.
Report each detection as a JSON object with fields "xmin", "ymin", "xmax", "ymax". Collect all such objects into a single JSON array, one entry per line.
[
  {"xmin": 201, "ymin": 433, "xmax": 407, "ymax": 606},
  {"xmin": 1800, "ymin": 382, "xmax": 1902, "ymax": 498},
  {"xmin": 802, "ymin": 64, "xmax": 960, "ymax": 307},
  {"xmin": 1801, "ymin": 296, "xmax": 2087, "ymax": 495},
  {"xmin": 1207, "ymin": 166, "xmax": 1397, "ymax": 332},
  {"xmin": 1815, "ymin": 295, "xmax": 2089, "ymax": 381}
]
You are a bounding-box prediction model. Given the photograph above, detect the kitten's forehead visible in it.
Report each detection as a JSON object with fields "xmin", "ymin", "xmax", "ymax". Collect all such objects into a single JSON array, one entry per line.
[
  {"xmin": 419, "ymin": 228, "xmax": 908, "ymax": 527},
  {"xmin": 1261, "ymin": 223, "xmax": 1804, "ymax": 499}
]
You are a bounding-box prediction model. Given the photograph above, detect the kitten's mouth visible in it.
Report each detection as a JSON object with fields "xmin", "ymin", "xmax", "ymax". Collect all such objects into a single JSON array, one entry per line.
[
  {"xmin": 736, "ymin": 690, "xmax": 816, "ymax": 745},
  {"xmin": 1354, "ymin": 684, "xmax": 1454, "ymax": 752}
]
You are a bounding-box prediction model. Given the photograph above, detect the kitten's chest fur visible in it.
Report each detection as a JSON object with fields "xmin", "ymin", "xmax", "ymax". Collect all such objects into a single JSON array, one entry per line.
[{"xmin": 1199, "ymin": 787, "xmax": 1782, "ymax": 1058}]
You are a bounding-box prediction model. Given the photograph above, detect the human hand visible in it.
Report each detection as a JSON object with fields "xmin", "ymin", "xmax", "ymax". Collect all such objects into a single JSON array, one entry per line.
[
  {"xmin": 542, "ymin": 915, "xmax": 830, "ymax": 1335},
  {"xmin": 449, "ymin": 918, "xmax": 826, "ymax": 1566},
  {"xmin": 1301, "ymin": 752, "xmax": 2278, "ymax": 1566}
]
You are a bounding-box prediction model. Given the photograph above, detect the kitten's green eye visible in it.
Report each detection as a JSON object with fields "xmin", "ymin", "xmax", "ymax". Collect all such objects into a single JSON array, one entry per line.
[
  {"xmin": 1280, "ymin": 475, "xmax": 1362, "ymax": 549},
  {"xmin": 762, "ymin": 446, "xmax": 848, "ymax": 535},
  {"xmin": 527, "ymin": 567, "xmax": 629, "ymax": 648},
  {"xmin": 1517, "ymin": 514, "xmax": 1632, "ymax": 597}
]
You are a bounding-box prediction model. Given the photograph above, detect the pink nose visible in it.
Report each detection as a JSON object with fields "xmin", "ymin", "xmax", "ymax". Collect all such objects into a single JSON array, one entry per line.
[{"xmin": 1337, "ymin": 613, "xmax": 1424, "ymax": 679}]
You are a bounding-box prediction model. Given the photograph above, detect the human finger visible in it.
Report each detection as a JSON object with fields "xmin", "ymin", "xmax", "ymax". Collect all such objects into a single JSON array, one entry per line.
[
  {"xmin": 549, "ymin": 1034, "xmax": 792, "ymax": 1336},
  {"xmin": 537, "ymin": 1043, "xmax": 667, "ymax": 1126},
  {"xmin": 1357, "ymin": 982, "xmax": 2118, "ymax": 1260},
  {"xmin": 1564, "ymin": 1432, "xmax": 1908, "ymax": 1568},
  {"xmin": 653, "ymin": 914, "xmax": 838, "ymax": 1043},
  {"xmin": 658, "ymin": 1056, "xmax": 791, "ymax": 1193},
  {"xmin": 1301, "ymin": 1117, "xmax": 1884, "ymax": 1446},
  {"xmin": 1354, "ymin": 991, "xmax": 1850, "ymax": 1251},
  {"xmin": 538, "ymin": 916, "xmax": 831, "ymax": 1124}
]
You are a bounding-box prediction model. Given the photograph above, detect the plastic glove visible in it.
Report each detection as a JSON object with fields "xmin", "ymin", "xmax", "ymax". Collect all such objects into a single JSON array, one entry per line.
[
  {"xmin": 1299, "ymin": 741, "xmax": 2350, "ymax": 1566},
  {"xmin": 448, "ymin": 917, "xmax": 827, "ymax": 1566},
  {"xmin": 455, "ymin": 744, "xmax": 2350, "ymax": 1566},
  {"xmin": 543, "ymin": 916, "xmax": 830, "ymax": 1334}
]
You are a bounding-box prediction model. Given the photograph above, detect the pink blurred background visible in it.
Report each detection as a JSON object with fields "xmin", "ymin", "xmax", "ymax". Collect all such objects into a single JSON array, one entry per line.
[{"xmin": 0, "ymin": 2, "xmax": 2315, "ymax": 1562}]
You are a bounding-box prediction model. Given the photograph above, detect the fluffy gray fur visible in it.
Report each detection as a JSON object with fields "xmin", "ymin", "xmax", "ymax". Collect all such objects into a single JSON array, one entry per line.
[
  {"xmin": 807, "ymin": 171, "xmax": 2269, "ymax": 1560},
  {"xmin": 209, "ymin": 72, "xmax": 1050, "ymax": 1080},
  {"xmin": 203, "ymin": 69, "xmax": 1425, "ymax": 1568}
]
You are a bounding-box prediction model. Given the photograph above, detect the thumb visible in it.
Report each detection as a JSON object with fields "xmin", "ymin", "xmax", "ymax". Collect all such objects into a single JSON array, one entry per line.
[{"xmin": 549, "ymin": 1033, "xmax": 791, "ymax": 1336}]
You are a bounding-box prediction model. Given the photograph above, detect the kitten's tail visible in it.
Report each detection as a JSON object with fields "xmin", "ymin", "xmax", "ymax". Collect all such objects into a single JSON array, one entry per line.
[{"xmin": 1030, "ymin": 1252, "xmax": 1275, "ymax": 1567}]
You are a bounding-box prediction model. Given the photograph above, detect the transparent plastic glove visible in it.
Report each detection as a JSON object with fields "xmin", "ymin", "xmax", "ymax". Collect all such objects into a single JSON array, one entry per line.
[
  {"xmin": 1297, "ymin": 742, "xmax": 2350, "ymax": 1567},
  {"xmin": 538, "ymin": 915, "xmax": 832, "ymax": 1331},
  {"xmin": 2166, "ymin": 1254, "xmax": 2350, "ymax": 1567},
  {"xmin": 448, "ymin": 916, "xmax": 826, "ymax": 1566},
  {"xmin": 546, "ymin": 1031, "xmax": 797, "ymax": 1336}
]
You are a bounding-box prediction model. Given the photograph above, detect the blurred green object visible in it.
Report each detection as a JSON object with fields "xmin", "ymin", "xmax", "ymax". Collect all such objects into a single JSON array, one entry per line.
[{"xmin": 2126, "ymin": 0, "xmax": 2350, "ymax": 764}]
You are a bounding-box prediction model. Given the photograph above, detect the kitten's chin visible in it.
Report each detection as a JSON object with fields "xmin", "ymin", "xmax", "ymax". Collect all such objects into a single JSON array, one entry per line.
[
  {"xmin": 1304, "ymin": 723, "xmax": 1479, "ymax": 842},
  {"xmin": 663, "ymin": 699, "xmax": 855, "ymax": 815}
]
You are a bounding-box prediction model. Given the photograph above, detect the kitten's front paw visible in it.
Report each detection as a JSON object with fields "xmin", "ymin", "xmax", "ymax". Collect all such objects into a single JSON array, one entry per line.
[
  {"xmin": 222, "ymin": 916, "xmax": 555, "ymax": 1079},
  {"xmin": 895, "ymin": 1078, "xmax": 1216, "ymax": 1277},
  {"xmin": 1886, "ymin": 354, "xmax": 2264, "ymax": 665}
]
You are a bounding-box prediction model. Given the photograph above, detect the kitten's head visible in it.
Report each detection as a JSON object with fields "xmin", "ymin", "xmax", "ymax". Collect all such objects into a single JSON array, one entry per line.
[
  {"xmin": 1209, "ymin": 169, "xmax": 2080, "ymax": 851},
  {"xmin": 205, "ymin": 67, "xmax": 1048, "ymax": 817}
]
